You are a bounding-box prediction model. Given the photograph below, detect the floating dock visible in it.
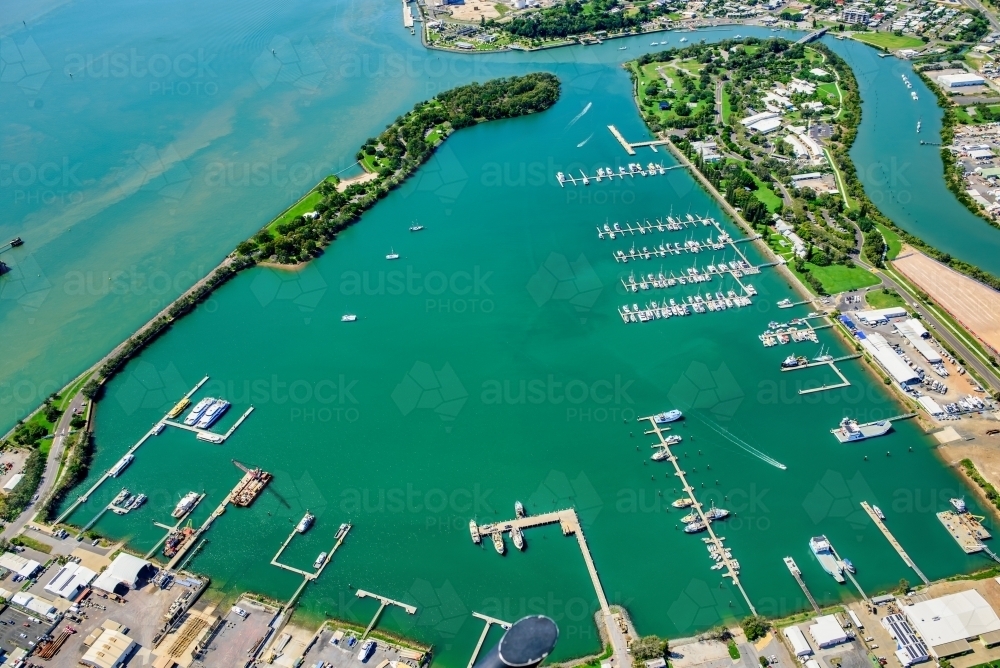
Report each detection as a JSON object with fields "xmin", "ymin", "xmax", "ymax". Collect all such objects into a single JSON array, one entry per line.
[
  {"xmin": 607, "ymin": 125, "xmax": 672, "ymax": 155},
  {"xmin": 271, "ymin": 522, "xmax": 352, "ymax": 580},
  {"xmin": 612, "ymin": 235, "xmax": 750, "ymax": 263},
  {"xmin": 55, "ymin": 376, "xmax": 211, "ymax": 525},
  {"xmin": 557, "ymin": 162, "xmax": 686, "ymax": 186},
  {"xmin": 356, "ymin": 589, "xmax": 417, "ymax": 639},
  {"xmin": 619, "ymin": 260, "xmax": 762, "ymax": 294},
  {"xmin": 596, "ymin": 215, "xmax": 710, "ymax": 239},
  {"xmin": 861, "ymin": 501, "xmax": 930, "ymax": 585},
  {"xmin": 937, "ymin": 510, "xmax": 992, "ymax": 554},
  {"xmin": 230, "ymin": 460, "xmax": 272, "ymax": 507},
  {"xmin": 783, "ymin": 557, "xmax": 819, "ymax": 613},
  {"xmin": 780, "ymin": 355, "xmax": 860, "ymax": 395},
  {"xmin": 641, "ymin": 415, "xmax": 757, "ymax": 615}
]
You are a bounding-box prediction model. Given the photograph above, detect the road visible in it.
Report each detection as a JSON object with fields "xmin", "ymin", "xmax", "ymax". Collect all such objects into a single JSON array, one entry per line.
[
  {"xmin": 961, "ymin": 0, "xmax": 1000, "ymax": 32},
  {"xmin": 1, "ymin": 393, "xmax": 87, "ymax": 540}
]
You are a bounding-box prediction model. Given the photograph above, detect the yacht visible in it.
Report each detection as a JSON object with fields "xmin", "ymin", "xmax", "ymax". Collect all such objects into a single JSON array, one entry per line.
[
  {"xmin": 297, "ymin": 511, "xmax": 316, "ymax": 533},
  {"xmin": 386, "ymin": 248, "xmax": 400, "ymax": 260},
  {"xmin": 663, "ymin": 434, "xmax": 682, "ymax": 445},
  {"xmin": 951, "ymin": 498, "xmax": 967, "ymax": 513},
  {"xmin": 493, "ymin": 531, "xmax": 506, "ymax": 555},
  {"xmin": 109, "ymin": 454, "xmax": 134, "ymax": 478},
  {"xmin": 653, "ymin": 409, "xmax": 682, "ymax": 424},
  {"xmin": 511, "ymin": 526, "xmax": 525, "ymax": 550},
  {"xmin": 684, "ymin": 520, "xmax": 707, "ymax": 533},
  {"xmin": 172, "ymin": 491, "xmax": 199, "ymax": 518},
  {"xmin": 651, "ymin": 448, "xmax": 672, "ymax": 461},
  {"xmin": 842, "ymin": 558, "xmax": 856, "ymax": 574},
  {"xmin": 341, "ymin": 314, "xmax": 357, "ymax": 322},
  {"xmin": 313, "ymin": 552, "xmax": 328, "ymax": 569},
  {"xmin": 515, "ymin": 501, "xmax": 525, "ymax": 518},
  {"xmin": 704, "ymin": 503, "xmax": 729, "ymax": 521},
  {"xmin": 183, "ymin": 398, "xmax": 214, "ymax": 426},
  {"xmin": 336, "ymin": 523, "xmax": 351, "ymax": 540},
  {"xmin": 470, "ymin": 519, "xmax": 481, "ymax": 544},
  {"xmin": 358, "ymin": 640, "xmax": 376, "ymax": 662},
  {"xmin": 873, "ymin": 505, "xmax": 886, "ymax": 520},
  {"xmin": 409, "ymin": 224, "xmax": 424, "ymax": 232},
  {"xmin": 680, "ymin": 37, "xmax": 688, "ymax": 42},
  {"xmin": 129, "ymin": 493, "xmax": 147, "ymax": 510},
  {"xmin": 781, "ymin": 355, "xmax": 807, "ymax": 369},
  {"xmin": 197, "ymin": 399, "xmax": 230, "ymax": 429},
  {"xmin": 672, "ymin": 498, "xmax": 694, "ymax": 508}
]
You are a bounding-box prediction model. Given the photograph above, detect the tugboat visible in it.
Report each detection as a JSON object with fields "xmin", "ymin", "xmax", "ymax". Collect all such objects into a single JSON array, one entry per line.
[
  {"xmin": 653, "ymin": 409, "xmax": 683, "ymax": 424},
  {"xmin": 511, "ymin": 526, "xmax": 525, "ymax": 551},
  {"xmin": 515, "ymin": 501, "xmax": 525, "ymax": 518},
  {"xmin": 492, "ymin": 531, "xmax": 506, "ymax": 555},
  {"xmin": 296, "ymin": 511, "xmax": 315, "ymax": 533}
]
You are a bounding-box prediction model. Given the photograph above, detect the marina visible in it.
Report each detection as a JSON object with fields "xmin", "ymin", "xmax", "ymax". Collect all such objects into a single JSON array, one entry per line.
[
  {"xmin": 595, "ymin": 214, "xmax": 711, "ymax": 239},
  {"xmin": 759, "ymin": 315, "xmax": 832, "ymax": 347},
  {"xmin": 556, "ymin": 161, "xmax": 686, "ymax": 186},
  {"xmin": 861, "ymin": 501, "xmax": 931, "ymax": 585},
  {"xmin": 162, "ymin": 404, "xmax": 254, "ymax": 444},
  {"xmin": 145, "ymin": 492, "xmax": 207, "ymax": 559},
  {"xmin": 641, "ymin": 414, "xmax": 756, "ymax": 615},
  {"xmin": 779, "ymin": 353, "xmax": 861, "ymax": 395}
]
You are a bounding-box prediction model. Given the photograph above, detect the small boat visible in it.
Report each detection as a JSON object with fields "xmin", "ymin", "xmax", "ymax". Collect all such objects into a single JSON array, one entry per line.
[
  {"xmin": 470, "ymin": 519, "xmax": 481, "ymax": 544},
  {"xmin": 296, "ymin": 511, "xmax": 315, "ymax": 533},
  {"xmin": 916, "ymin": 120, "xmax": 922, "ymax": 133},
  {"xmin": 515, "ymin": 501, "xmax": 525, "ymax": 518},
  {"xmin": 386, "ymin": 248, "xmax": 399, "ymax": 260},
  {"xmin": 872, "ymin": 505, "xmax": 886, "ymax": 521},
  {"xmin": 409, "ymin": 224, "xmax": 424, "ymax": 232},
  {"xmin": 680, "ymin": 37, "xmax": 688, "ymax": 42},
  {"xmin": 651, "ymin": 448, "xmax": 672, "ymax": 461},
  {"xmin": 153, "ymin": 423, "xmax": 165, "ymax": 436},
  {"xmin": 842, "ymin": 558, "xmax": 856, "ymax": 574},
  {"xmin": 653, "ymin": 409, "xmax": 683, "ymax": 424},
  {"xmin": 492, "ymin": 531, "xmax": 506, "ymax": 555},
  {"xmin": 341, "ymin": 314, "xmax": 357, "ymax": 322},
  {"xmin": 313, "ymin": 551, "xmax": 328, "ymax": 569},
  {"xmin": 511, "ymin": 526, "xmax": 525, "ymax": 551},
  {"xmin": 781, "ymin": 355, "xmax": 807, "ymax": 369},
  {"xmin": 681, "ymin": 512, "xmax": 698, "ymax": 523},
  {"xmin": 684, "ymin": 520, "xmax": 707, "ymax": 533},
  {"xmin": 619, "ymin": 46, "xmax": 628, "ymax": 50},
  {"xmin": 129, "ymin": 493, "xmax": 147, "ymax": 510},
  {"xmin": 357, "ymin": 639, "xmax": 375, "ymax": 662},
  {"xmin": 672, "ymin": 498, "xmax": 694, "ymax": 508},
  {"xmin": 336, "ymin": 522, "xmax": 350, "ymax": 540},
  {"xmin": 911, "ymin": 91, "xmax": 918, "ymax": 100},
  {"xmin": 9, "ymin": 237, "xmax": 23, "ymax": 247}
]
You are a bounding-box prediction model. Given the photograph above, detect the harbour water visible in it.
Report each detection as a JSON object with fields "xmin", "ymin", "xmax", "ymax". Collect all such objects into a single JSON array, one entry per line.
[{"xmin": 1, "ymin": 2, "xmax": 997, "ymax": 665}]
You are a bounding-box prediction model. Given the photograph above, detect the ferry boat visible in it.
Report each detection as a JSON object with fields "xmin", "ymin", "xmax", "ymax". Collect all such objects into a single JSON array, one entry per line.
[
  {"xmin": 809, "ymin": 535, "xmax": 845, "ymax": 583},
  {"xmin": 511, "ymin": 525, "xmax": 525, "ymax": 551},
  {"xmin": 196, "ymin": 432, "xmax": 224, "ymax": 444},
  {"xmin": 129, "ymin": 493, "xmax": 147, "ymax": 510},
  {"xmin": 492, "ymin": 531, "xmax": 506, "ymax": 555},
  {"xmin": 672, "ymin": 498, "xmax": 694, "ymax": 508},
  {"xmin": 342, "ymin": 314, "xmax": 357, "ymax": 322},
  {"xmin": 781, "ymin": 355, "xmax": 807, "ymax": 369},
  {"xmin": 296, "ymin": 511, "xmax": 316, "ymax": 533},
  {"xmin": 109, "ymin": 454, "xmax": 134, "ymax": 477},
  {"xmin": 197, "ymin": 399, "xmax": 231, "ymax": 429},
  {"xmin": 470, "ymin": 519, "xmax": 481, "ymax": 544},
  {"xmin": 183, "ymin": 398, "xmax": 214, "ymax": 426},
  {"xmin": 357, "ymin": 639, "xmax": 376, "ymax": 662},
  {"xmin": 386, "ymin": 248, "xmax": 400, "ymax": 260},
  {"xmin": 684, "ymin": 520, "xmax": 707, "ymax": 533},
  {"xmin": 653, "ymin": 409, "xmax": 683, "ymax": 424},
  {"xmin": 831, "ymin": 417, "xmax": 892, "ymax": 443},
  {"xmin": 172, "ymin": 492, "xmax": 200, "ymax": 518},
  {"xmin": 515, "ymin": 501, "xmax": 525, "ymax": 518},
  {"xmin": 167, "ymin": 398, "xmax": 191, "ymax": 419},
  {"xmin": 336, "ymin": 523, "xmax": 351, "ymax": 540},
  {"xmin": 873, "ymin": 505, "xmax": 886, "ymax": 520},
  {"xmin": 951, "ymin": 498, "xmax": 967, "ymax": 513},
  {"xmin": 313, "ymin": 552, "xmax": 328, "ymax": 569}
]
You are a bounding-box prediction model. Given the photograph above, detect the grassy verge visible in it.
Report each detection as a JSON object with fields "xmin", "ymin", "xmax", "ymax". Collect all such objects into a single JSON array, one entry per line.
[
  {"xmin": 728, "ymin": 641, "xmax": 741, "ymax": 659},
  {"xmin": 875, "ymin": 222, "xmax": 901, "ymax": 260},
  {"xmin": 850, "ymin": 32, "xmax": 924, "ymax": 51},
  {"xmin": 864, "ymin": 287, "xmax": 907, "ymax": 310},
  {"xmin": 11, "ymin": 535, "xmax": 52, "ymax": 554},
  {"xmin": 264, "ymin": 187, "xmax": 327, "ymax": 236},
  {"xmin": 721, "ymin": 86, "xmax": 732, "ymax": 124},
  {"xmin": 750, "ymin": 173, "xmax": 783, "ymax": 212},
  {"xmin": 794, "ymin": 261, "xmax": 881, "ymax": 295}
]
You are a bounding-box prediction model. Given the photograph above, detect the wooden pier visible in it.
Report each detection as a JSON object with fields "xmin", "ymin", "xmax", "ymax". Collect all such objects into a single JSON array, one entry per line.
[
  {"xmin": 783, "ymin": 557, "xmax": 819, "ymax": 613},
  {"xmin": 780, "ymin": 355, "xmax": 860, "ymax": 395},
  {"xmin": 861, "ymin": 501, "xmax": 930, "ymax": 585},
  {"xmin": 642, "ymin": 415, "xmax": 757, "ymax": 615},
  {"xmin": 162, "ymin": 405, "xmax": 254, "ymax": 443},
  {"xmin": 467, "ymin": 613, "xmax": 511, "ymax": 668},
  {"xmin": 54, "ymin": 376, "xmax": 211, "ymax": 525},
  {"xmin": 145, "ymin": 493, "xmax": 206, "ymax": 559},
  {"xmin": 356, "ymin": 589, "xmax": 417, "ymax": 639}
]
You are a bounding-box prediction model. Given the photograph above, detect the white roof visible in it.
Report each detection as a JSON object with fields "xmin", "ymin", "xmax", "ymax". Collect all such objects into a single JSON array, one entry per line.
[
  {"xmin": 809, "ymin": 615, "xmax": 848, "ymax": 647},
  {"xmin": 92, "ymin": 553, "xmax": 151, "ymax": 592},
  {"xmin": 741, "ymin": 111, "xmax": 779, "ymax": 126},
  {"xmin": 749, "ymin": 117, "xmax": 783, "ymax": 133},
  {"xmin": 810, "ymin": 67, "xmax": 830, "ymax": 77},
  {"xmin": 849, "ymin": 610, "xmax": 864, "ymax": 628},
  {"xmin": 0, "ymin": 552, "xmax": 41, "ymax": 578},
  {"xmin": 918, "ymin": 396, "xmax": 945, "ymax": 416},
  {"xmin": 10, "ymin": 592, "xmax": 57, "ymax": 619},
  {"xmin": 856, "ymin": 307, "xmax": 908, "ymax": 322},
  {"xmin": 45, "ymin": 562, "xmax": 97, "ymax": 600},
  {"xmin": 791, "ymin": 172, "xmax": 824, "ymax": 181},
  {"xmin": 784, "ymin": 626, "xmax": 813, "ymax": 656},
  {"xmin": 3, "ymin": 474, "xmax": 24, "ymax": 492},
  {"xmin": 904, "ymin": 590, "xmax": 1000, "ymax": 647},
  {"xmin": 860, "ymin": 333, "xmax": 920, "ymax": 385},
  {"xmin": 895, "ymin": 320, "xmax": 942, "ymax": 363},
  {"xmin": 940, "ymin": 73, "xmax": 985, "ymax": 85},
  {"xmin": 970, "ymin": 149, "xmax": 993, "ymax": 159}
]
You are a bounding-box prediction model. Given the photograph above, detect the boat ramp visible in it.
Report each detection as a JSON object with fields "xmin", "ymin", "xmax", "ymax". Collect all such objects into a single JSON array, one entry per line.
[
  {"xmin": 861, "ymin": 501, "xmax": 930, "ymax": 585},
  {"xmin": 641, "ymin": 414, "xmax": 756, "ymax": 616}
]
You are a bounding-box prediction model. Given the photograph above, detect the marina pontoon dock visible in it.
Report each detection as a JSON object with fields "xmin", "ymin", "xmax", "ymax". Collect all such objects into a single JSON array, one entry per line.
[
  {"xmin": 356, "ymin": 589, "xmax": 417, "ymax": 639},
  {"xmin": 467, "ymin": 613, "xmax": 511, "ymax": 668},
  {"xmin": 641, "ymin": 414, "xmax": 757, "ymax": 616},
  {"xmin": 557, "ymin": 162, "xmax": 686, "ymax": 186},
  {"xmin": 783, "ymin": 557, "xmax": 820, "ymax": 613},
  {"xmin": 596, "ymin": 215, "xmax": 712, "ymax": 239},
  {"xmin": 861, "ymin": 501, "xmax": 930, "ymax": 585},
  {"xmin": 607, "ymin": 124, "xmax": 672, "ymax": 155},
  {"xmin": 161, "ymin": 404, "xmax": 254, "ymax": 443},
  {"xmin": 146, "ymin": 493, "xmax": 206, "ymax": 559},
  {"xmin": 54, "ymin": 375, "xmax": 212, "ymax": 525},
  {"xmin": 611, "ymin": 236, "xmax": 753, "ymax": 262},
  {"xmin": 780, "ymin": 354, "xmax": 860, "ymax": 394}
]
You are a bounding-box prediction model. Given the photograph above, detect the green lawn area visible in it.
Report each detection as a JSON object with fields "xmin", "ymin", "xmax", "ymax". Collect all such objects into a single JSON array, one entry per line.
[
  {"xmin": 39, "ymin": 440, "xmax": 51, "ymax": 456},
  {"xmin": 875, "ymin": 222, "xmax": 901, "ymax": 260},
  {"xmin": 56, "ymin": 372, "xmax": 92, "ymax": 413},
  {"xmin": 865, "ymin": 287, "xmax": 908, "ymax": 310},
  {"xmin": 721, "ymin": 87, "xmax": 732, "ymax": 125},
  {"xmin": 750, "ymin": 174, "xmax": 783, "ymax": 212},
  {"xmin": 816, "ymin": 82, "xmax": 840, "ymax": 103},
  {"xmin": 264, "ymin": 178, "xmax": 337, "ymax": 235},
  {"xmin": 851, "ymin": 32, "xmax": 925, "ymax": 51},
  {"xmin": 803, "ymin": 262, "xmax": 881, "ymax": 294},
  {"xmin": 11, "ymin": 535, "xmax": 51, "ymax": 554}
]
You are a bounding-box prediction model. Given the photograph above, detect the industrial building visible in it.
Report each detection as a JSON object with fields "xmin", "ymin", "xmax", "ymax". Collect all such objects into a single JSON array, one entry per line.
[
  {"xmin": 80, "ymin": 627, "xmax": 137, "ymax": 668},
  {"xmin": 854, "ymin": 307, "xmax": 908, "ymax": 325},
  {"xmin": 903, "ymin": 590, "xmax": 1000, "ymax": 659},
  {"xmin": 92, "ymin": 553, "xmax": 153, "ymax": 594},
  {"xmin": 784, "ymin": 625, "xmax": 813, "ymax": 656},
  {"xmin": 895, "ymin": 319, "xmax": 942, "ymax": 363},
  {"xmin": 45, "ymin": 561, "xmax": 98, "ymax": 600},
  {"xmin": 10, "ymin": 592, "xmax": 59, "ymax": 620},
  {"xmin": 0, "ymin": 551, "xmax": 41, "ymax": 580},
  {"xmin": 858, "ymin": 331, "xmax": 921, "ymax": 385},
  {"xmin": 2, "ymin": 474, "xmax": 24, "ymax": 492},
  {"xmin": 939, "ymin": 73, "xmax": 986, "ymax": 88},
  {"xmin": 882, "ymin": 613, "xmax": 931, "ymax": 666},
  {"xmin": 917, "ymin": 396, "xmax": 945, "ymax": 417},
  {"xmin": 809, "ymin": 615, "xmax": 849, "ymax": 648}
]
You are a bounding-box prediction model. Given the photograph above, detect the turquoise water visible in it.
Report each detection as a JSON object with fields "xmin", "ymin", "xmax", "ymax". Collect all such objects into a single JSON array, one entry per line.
[{"xmin": 1, "ymin": 2, "xmax": 997, "ymax": 665}]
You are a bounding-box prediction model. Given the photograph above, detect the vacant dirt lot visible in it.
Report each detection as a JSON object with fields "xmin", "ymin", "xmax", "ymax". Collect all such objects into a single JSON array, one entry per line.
[{"xmin": 893, "ymin": 246, "xmax": 1000, "ymax": 355}]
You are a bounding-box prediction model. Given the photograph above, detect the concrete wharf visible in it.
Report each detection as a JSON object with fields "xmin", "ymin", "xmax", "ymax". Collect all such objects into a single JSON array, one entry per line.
[
  {"xmin": 55, "ymin": 376, "xmax": 211, "ymax": 525},
  {"xmin": 467, "ymin": 613, "xmax": 511, "ymax": 668},
  {"xmin": 937, "ymin": 510, "xmax": 992, "ymax": 555},
  {"xmin": 861, "ymin": 501, "xmax": 930, "ymax": 585},
  {"xmin": 642, "ymin": 415, "xmax": 757, "ymax": 615},
  {"xmin": 146, "ymin": 493, "xmax": 206, "ymax": 559},
  {"xmin": 783, "ymin": 557, "xmax": 819, "ymax": 613},
  {"xmin": 356, "ymin": 589, "xmax": 417, "ymax": 639},
  {"xmin": 780, "ymin": 355, "xmax": 860, "ymax": 395},
  {"xmin": 607, "ymin": 125, "xmax": 672, "ymax": 155},
  {"xmin": 162, "ymin": 405, "xmax": 254, "ymax": 443}
]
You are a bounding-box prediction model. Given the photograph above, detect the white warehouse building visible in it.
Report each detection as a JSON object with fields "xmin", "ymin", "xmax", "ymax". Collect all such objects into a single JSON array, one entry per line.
[{"xmin": 939, "ymin": 73, "xmax": 986, "ymax": 88}]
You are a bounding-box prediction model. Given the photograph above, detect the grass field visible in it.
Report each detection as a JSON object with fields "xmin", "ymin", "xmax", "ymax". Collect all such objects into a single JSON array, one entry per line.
[
  {"xmin": 865, "ymin": 287, "xmax": 907, "ymax": 310},
  {"xmin": 850, "ymin": 32, "xmax": 924, "ymax": 51},
  {"xmin": 750, "ymin": 174, "xmax": 783, "ymax": 212},
  {"xmin": 805, "ymin": 262, "xmax": 881, "ymax": 294},
  {"xmin": 721, "ymin": 87, "xmax": 732, "ymax": 125},
  {"xmin": 875, "ymin": 222, "xmax": 902, "ymax": 260}
]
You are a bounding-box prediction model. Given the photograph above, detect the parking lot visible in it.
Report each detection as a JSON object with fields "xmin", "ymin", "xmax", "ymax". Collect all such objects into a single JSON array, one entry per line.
[
  {"xmin": 197, "ymin": 599, "xmax": 278, "ymax": 668},
  {"xmin": 0, "ymin": 605, "xmax": 54, "ymax": 655},
  {"xmin": 302, "ymin": 627, "xmax": 421, "ymax": 668}
]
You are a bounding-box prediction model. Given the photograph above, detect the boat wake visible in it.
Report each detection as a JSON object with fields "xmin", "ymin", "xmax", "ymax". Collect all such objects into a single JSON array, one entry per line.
[
  {"xmin": 696, "ymin": 417, "xmax": 787, "ymax": 470},
  {"xmin": 566, "ymin": 101, "xmax": 592, "ymax": 128},
  {"xmin": 577, "ymin": 133, "xmax": 593, "ymax": 147}
]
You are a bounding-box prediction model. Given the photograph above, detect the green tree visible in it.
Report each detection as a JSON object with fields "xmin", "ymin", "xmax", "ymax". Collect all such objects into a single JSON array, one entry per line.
[
  {"xmin": 82, "ymin": 379, "xmax": 101, "ymax": 400},
  {"xmin": 741, "ymin": 615, "xmax": 770, "ymax": 642}
]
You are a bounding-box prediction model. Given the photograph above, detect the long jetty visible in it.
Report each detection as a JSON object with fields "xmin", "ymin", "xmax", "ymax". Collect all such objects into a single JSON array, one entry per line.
[
  {"xmin": 642, "ymin": 415, "xmax": 757, "ymax": 615},
  {"xmin": 356, "ymin": 589, "xmax": 417, "ymax": 639},
  {"xmin": 467, "ymin": 613, "xmax": 511, "ymax": 668},
  {"xmin": 607, "ymin": 125, "xmax": 671, "ymax": 155},
  {"xmin": 783, "ymin": 557, "xmax": 819, "ymax": 613},
  {"xmin": 55, "ymin": 376, "xmax": 210, "ymax": 525},
  {"xmin": 861, "ymin": 501, "xmax": 930, "ymax": 585}
]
